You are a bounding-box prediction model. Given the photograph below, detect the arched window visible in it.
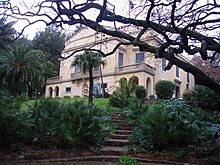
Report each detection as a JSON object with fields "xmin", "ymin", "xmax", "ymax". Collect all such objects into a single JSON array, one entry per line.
[
  {"xmin": 49, "ymin": 87, "xmax": 53, "ymax": 97},
  {"xmin": 132, "ymin": 76, "xmax": 139, "ymax": 85},
  {"xmin": 55, "ymin": 86, "xmax": 59, "ymax": 97},
  {"xmin": 146, "ymin": 77, "xmax": 151, "ymax": 98}
]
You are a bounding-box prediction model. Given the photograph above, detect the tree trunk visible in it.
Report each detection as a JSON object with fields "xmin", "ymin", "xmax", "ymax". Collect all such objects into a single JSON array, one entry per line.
[
  {"xmin": 88, "ymin": 65, "xmax": 93, "ymax": 107},
  {"xmin": 100, "ymin": 65, "xmax": 107, "ymax": 98},
  {"xmin": 12, "ymin": 75, "xmax": 20, "ymax": 96}
]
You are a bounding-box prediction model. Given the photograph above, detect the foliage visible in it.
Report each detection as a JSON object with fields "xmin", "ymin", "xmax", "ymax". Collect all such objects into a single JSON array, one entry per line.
[
  {"xmin": 71, "ymin": 50, "xmax": 106, "ymax": 107},
  {"xmin": 117, "ymin": 155, "xmax": 141, "ymax": 165},
  {"xmin": 109, "ymin": 90, "xmax": 128, "ymax": 108},
  {"xmin": 0, "ymin": 16, "xmax": 16, "ymax": 50},
  {"xmin": 32, "ymin": 25, "xmax": 66, "ymax": 73},
  {"xmin": 182, "ymin": 88, "xmax": 191, "ymax": 101},
  {"xmin": 190, "ymin": 85, "xmax": 220, "ymax": 111},
  {"xmin": 0, "ymin": 91, "xmax": 31, "ymax": 148},
  {"xmin": 135, "ymin": 85, "xmax": 146, "ymax": 100},
  {"xmin": 0, "ymin": 39, "xmax": 45, "ymax": 96},
  {"xmin": 131, "ymin": 100, "xmax": 217, "ymax": 151},
  {"xmin": 155, "ymin": 80, "xmax": 175, "ymax": 99},
  {"xmin": 29, "ymin": 99, "xmax": 112, "ymax": 149},
  {"xmin": 117, "ymin": 76, "xmax": 137, "ymax": 97},
  {"xmin": 123, "ymin": 98, "xmax": 148, "ymax": 125}
]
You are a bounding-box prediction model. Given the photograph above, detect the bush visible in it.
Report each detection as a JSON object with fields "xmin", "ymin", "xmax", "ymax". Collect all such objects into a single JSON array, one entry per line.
[
  {"xmin": 135, "ymin": 85, "xmax": 146, "ymax": 100},
  {"xmin": 155, "ymin": 80, "xmax": 175, "ymax": 99},
  {"xmin": 0, "ymin": 91, "xmax": 31, "ymax": 148},
  {"xmin": 131, "ymin": 100, "xmax": 215, "ymax": 151},
  {"xmin": 190, "ymin": 85, "xmax": 220, "ymax": 111},
  {"xmin": 117, "ymin": 155, "xmax": 141, "ymax": 165},
  {"xmin": 30, "ymin": 99, "xmax": 112, "ymax": 149},
  {"xmin": 109, "ymin": 90, "xmax": 128, "ymax": 108},
  {"xmin": 182, "ymin": 88, "xmax": 191, "ymax": 101},
  {"xmin": 63, "ymin": 96, "xmax": 71, "ymax": 99}
]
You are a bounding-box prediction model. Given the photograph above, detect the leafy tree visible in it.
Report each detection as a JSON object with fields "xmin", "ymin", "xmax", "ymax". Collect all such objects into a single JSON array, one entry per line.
[
  {"xmin": 0, "ymin": 16, "xmax": 16, "ymax": 50},
  {"xmin": 0, "ymin": 16, "xmax": 16, "ymax": 85},
  {"xmin": 0, "ymin": 39, "xmax": 44, "ymax": 96},
  {"xmin": 4, "ymin": 0, "xmax": 220, "ymax": 93},
  {"xmin": 155, "ymin": 80, "xmax": 175, "ymax": 99},
  {"xmin": 135, "ymin": 85, "xmax": 147, "ymax": 100},
  {"xmin": 71, "ymin": 50, "xmax": 106, "ymax": 107},
  {"xmin": 32, "ymin": 26, "xmax": 66, "ymax": 74}
]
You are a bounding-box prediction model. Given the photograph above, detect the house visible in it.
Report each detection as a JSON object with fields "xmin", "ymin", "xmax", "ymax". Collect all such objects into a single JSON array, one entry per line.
[{"xmin": 45, "ymin": 26, "xmax": 194, "ymax": 98}]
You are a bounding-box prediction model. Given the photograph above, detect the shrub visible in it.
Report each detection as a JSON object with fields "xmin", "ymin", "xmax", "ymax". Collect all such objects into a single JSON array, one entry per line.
[
  {"xmin": 30, "ymin": 99, "xmax": 112, "ymax": 149},
  {"xmin": 155, "ymin": 80, "xmax": 175, "ymax": 99},
  {"xmin": 190, "ymin": 85, "xmax": 220, "ymax": 111},
  {"xmin": 0, "ymin": 91, "xmax": 31, "ymax": 148},
  {"xmin": 182, "ymin": 88, "xmax": 191, "ymax": 101},
  {"xmin": 135, "ymin": 85, "xmax": 146, "ymax": 100},
  {"xmin": 63, "ymin": 96, "xmax": 71, "ymax": 99},
  {"xmin": 117, "ymin": 155, "xmax": 141, "ymax": 165},
  {"xmin": 109, "ymin": 90, "xmax": 128, "ymax": 108},
  {"xmin": 131, "ymin": 100, "xmax": 215, "ymax": 151}
]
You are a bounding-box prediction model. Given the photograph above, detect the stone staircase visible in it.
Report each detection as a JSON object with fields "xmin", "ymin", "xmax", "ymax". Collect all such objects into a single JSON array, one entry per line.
[{"xmin": 100, "ymin": 112, "xmax": 132, "ymax": 156}]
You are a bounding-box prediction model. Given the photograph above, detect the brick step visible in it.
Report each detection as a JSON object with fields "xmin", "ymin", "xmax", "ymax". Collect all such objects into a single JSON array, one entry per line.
[
  {"xmin": 100, "ymin": 146, "xmax": 128, "ymax": 155},
  {"xmin": 105, "ymin": 139, "xmax": 129, "ymax": 147},
  {"xmin": 115, "ymin": 129, "xmax": 132, "ymax": 135},
  {"xmin": 111, "ymin": 134, "xmax": 130, "ymax": 140}
]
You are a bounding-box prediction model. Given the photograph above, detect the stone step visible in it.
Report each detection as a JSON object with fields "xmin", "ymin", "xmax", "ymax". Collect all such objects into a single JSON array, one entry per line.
[
  {"xmin": 100, "ymin": 146, "xmax": 129, "ymax": 155},
  {"xmin": 114, "ymin": 120, "xmax": 130, "ymax": 125},
  {"xmin": 111, "ymin": 113, "xmax": 122, "ymax": 119},
  {"xmin": 105, "ymin": 139, "xmax": 129, "ymax": 147},
  {"xmin": 111, "ymin": 134, "xmax": 130, "ymax": 140},
  {"xmin": 116, "ymin": 125, "xmax": 132, "ymax": 131},
  {"xmin": 115, "ymin": 129, "xmax": 132, "ymax": 135}
]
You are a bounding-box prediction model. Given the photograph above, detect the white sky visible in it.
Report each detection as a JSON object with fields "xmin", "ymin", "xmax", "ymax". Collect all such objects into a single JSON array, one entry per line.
[{"xmin": 10, "ymin": 0, "xmax": 130, "ymax": 39}]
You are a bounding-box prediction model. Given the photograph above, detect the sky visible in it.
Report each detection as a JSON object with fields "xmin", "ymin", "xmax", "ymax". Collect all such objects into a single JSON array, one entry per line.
[{"xmin": 10, "ymin": 0, "xmax": 130, "ymax": 39}]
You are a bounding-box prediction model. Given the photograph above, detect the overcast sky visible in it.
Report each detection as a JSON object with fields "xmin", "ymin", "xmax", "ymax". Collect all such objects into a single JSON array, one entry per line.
[{"xmin": 11, "ymin": 0, "xmax": 130, "ymax": 39}]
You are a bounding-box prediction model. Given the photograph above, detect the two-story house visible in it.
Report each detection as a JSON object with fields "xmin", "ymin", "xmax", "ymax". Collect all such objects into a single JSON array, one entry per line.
[{"xmin": 45, "ymin": 26, "xmax": 194, "ymax": 98}]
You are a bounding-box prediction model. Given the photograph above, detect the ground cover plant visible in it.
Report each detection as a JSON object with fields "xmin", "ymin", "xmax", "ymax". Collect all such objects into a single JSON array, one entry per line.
[
  {"xmin": 0, "ymin": 96, "xmax": 115, "ymax": 152},
  {"xmin": 128, "ymin": 100, "xmax": 220, "ymax": 157}
]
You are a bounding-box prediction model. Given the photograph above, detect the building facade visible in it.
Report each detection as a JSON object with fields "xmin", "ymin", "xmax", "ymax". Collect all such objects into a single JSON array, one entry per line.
[{"xmin": 45, "ymin": 27, "xmax": 194, "ymax": 98}]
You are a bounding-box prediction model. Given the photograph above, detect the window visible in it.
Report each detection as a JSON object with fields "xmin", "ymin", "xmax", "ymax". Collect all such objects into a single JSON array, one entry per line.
[
  {"xmin": 75, "ymin": 65, "xmax": 80, "ymax": 73},
  {"xmin": 162, "ymin": 58, "xmax": 166, "ymax": 71},
  {"xmin": 118, "ymin": 52, "xmax": 124, "ymax": 66},
  {"xmin": 186, "ymin": 72, "xmax": 190, "ymax": 83},
  {"xmin": 176, "ymin": 66, "xmax": 180, "ymax": 78},
  {"xmin": 65, "ymin": 87, "xmax": 71, "ymax": 93},
  {"xmin": 136, "ymin": 53, "xmax": 144, "ymax": 63}
]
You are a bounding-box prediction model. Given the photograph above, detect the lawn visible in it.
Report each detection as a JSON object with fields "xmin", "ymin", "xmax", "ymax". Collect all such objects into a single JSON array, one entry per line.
[{"xmin": 21, "ymin": 97, "xmax": 120, "ymax": 114}]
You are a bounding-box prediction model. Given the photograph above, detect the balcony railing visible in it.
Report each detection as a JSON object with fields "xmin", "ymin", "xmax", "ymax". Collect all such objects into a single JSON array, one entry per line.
[
  {"xmin": 71, "ymin": 70, "xmax": 101, "ymax": 80},
  {"xmin": 115, "ymin": 63, "xmax": 156, "ymax": 75},
  {"xmin": 46, "ymin": 76, "xmax": 62, "ymax": 84}
]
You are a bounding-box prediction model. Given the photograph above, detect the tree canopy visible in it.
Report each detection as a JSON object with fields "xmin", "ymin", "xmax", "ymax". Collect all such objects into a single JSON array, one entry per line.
[
  {"xmin": 3, "ymin": 0, "xmax": 220, "ymax": 93},
  {"xmin": 32, "ymin": 26, "xmax": 66, "ymax": 74},
  {"xmin": 71, "ymin": 50, "xmax": 105, "ymax": 106}
]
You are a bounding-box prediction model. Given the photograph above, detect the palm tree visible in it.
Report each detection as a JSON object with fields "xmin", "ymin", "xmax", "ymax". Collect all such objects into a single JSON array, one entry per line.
[
  {"xmin": 0, "ymin": 42, "xmax": 44, "ymax": 96},
  {"xmin": 71, "ymin": 50, "xmax": 106, "ymax": 107},
  {"xmin": 117, "ymin": 76, "xmax": 137, "ymax": 97}
]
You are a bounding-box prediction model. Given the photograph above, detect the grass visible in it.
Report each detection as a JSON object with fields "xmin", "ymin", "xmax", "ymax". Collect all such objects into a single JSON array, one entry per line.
[{"xmin": 21, "ymin": 97, "xmax": 121, "ymax": 114}]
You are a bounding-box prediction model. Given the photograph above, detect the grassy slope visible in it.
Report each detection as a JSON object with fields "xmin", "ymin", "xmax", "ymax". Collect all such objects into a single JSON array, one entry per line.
[{"xmin": 21, "ymin": 97, "xmax": 120, "ymax": 114}]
